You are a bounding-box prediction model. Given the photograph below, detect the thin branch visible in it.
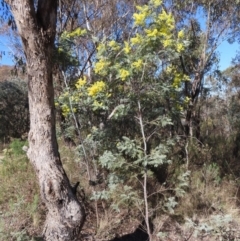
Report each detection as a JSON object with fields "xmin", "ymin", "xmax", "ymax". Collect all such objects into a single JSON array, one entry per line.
[{"xmin": 62, "ymin": 71, "xmax": 91, "ymax": 180}]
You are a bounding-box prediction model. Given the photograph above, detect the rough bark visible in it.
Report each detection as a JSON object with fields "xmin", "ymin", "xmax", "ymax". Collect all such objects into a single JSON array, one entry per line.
[
  {"xmin": 185, "ymin": 70, "xmax": 204, "ymax": 137},
  {"xmin": 5, "ymin": 1, "xmax": 85, "ymax": 240}
]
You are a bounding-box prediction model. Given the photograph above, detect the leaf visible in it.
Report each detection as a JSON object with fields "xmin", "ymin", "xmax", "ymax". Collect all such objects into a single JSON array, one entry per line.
[
  {"xmin": 117, "ymin": 136, "xmax": 143, "ymax": 159},
  {"xmin": 164, "ymin": 197, "xmax": 178, "ymax": 214}
]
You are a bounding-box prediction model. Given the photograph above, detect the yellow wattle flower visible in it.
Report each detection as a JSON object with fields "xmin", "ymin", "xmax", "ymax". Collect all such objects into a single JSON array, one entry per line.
[
  {"xmin": 119, "ymin": 69, "xmax": 130, "ymax": 81},
  {"xmin": 158, "ymin": 10, "xmax": 174, "ymax": 29},
  {"xmin": 130, "ymin": 34, "xmax": 142, "ymax": 45},
  {"xmin": 68, "ymin": 27, "xmax": 87, "ymax": 37},
  {"xmin": 163, "ymin": 39, "xmax": 172, "ymax": 48},
  {"xmin": 75, "ymin": 76, "xmax": 87, "ymax": 89},
  {"xmin": 133, "ymin": 6, "xmax": 149, "ymax": 26},
  {"xmin": 146, "ymin": 28, "xmax": 159, "ymax": 38},
  {"xmin": 87, "ymin": 81, "xmax": 106, "ymax": 96},
  {"xmin": 94, "ymin": 58, "xmax": 110, "ymax": 75},
  {"xmin": 151, "ymin": 0, "xmax": 162, "ymax": 7},
  {"xmin": 123, "ymin": 41, "xmax": 131, "ymax": 54},
  {"xmin": 176, "ymin": 43, "xmax": 184, "ymax": 53},
  {"xmin": 132, "ymin": 59, "xmax": 143, "ymax": 70},
  {"xmin": 108, "ymin": 40, "xmax": 120, "ymax": 50},
  {"xmin": 178, "ymin": 30, "xmax": 184, "ymax": 39}
]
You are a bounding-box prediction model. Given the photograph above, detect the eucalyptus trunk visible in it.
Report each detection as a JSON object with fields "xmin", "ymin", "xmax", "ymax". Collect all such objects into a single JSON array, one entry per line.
[{"xmin": 5, "ymin": 1, "xmax": 85, "ymax": 240}]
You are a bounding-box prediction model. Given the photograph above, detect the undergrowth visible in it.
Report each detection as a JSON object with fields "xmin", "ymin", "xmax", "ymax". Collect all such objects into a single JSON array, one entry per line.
[
  {"xmin": 0, "ymin": 139, "xmax": 43, "ymax": 241},
  {"xmin": 1, "ymin": 138, "xmax": 240, "ymax": 240}
]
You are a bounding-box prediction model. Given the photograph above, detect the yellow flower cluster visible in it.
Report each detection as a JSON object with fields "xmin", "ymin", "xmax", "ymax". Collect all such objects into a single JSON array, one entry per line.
[
  {"xmin": 108, "ymin": 40, "xmax": 120, "ymax": 51},
  {"xmin": 151, "ymin": 0, "xmax": 162, "ymax": 7},
  {"xmin": 155, "ymin": 11, "xmax": 175, "ymax": 47},
  {"xmin": 132, "ymin": 1, "xmax": 173, "ymax": 34},
  {"xmin": 93, "ymin": 100, "xmax": 103, "ymax": 108},
  {"xmin": 133, "ymin": 5, "xmax": 150, "ymax": 26},
  {"xmin": 123, "ymin": 41, "xmax": 131, "ymax": 54},
  {"xmin": 184, "ymin": 96, "xmax": 191, "ymax": 104},
  {"xmin": 172, "ymin": 73, "xmax": 183, "ymax": 88},
  {"xmin": 94, "ymin": 58, "xmax": 110, "ymax": 75},
  {"xmin": 178, "ymin": 30, "xmax": 184, "ymax": 39},
  {"xmin": 58, "ymin": 47, "xmax": 64, "ymax": 53},
  {"xmin": 66, "ymin": 28, "xmax": 87, "ymax": 38},
  {"xmin": 92, "ymin": 0, "xmax": 188, "ymax": 93},
  {"xmin": 176, "ymin": 30, "xmax": 185, "ymax": 53},
  {"xmin": 146, "ymin": 28, "xmax": 158, "ymax": 38},
  {"xmin": 75, "ymin": 76, "xmax": 87, "ymax": 89},
  {"xmin": 166, "ymin": 65, "xmax": 190, "ymax": 89},
  {"xmin": 158, "ymin": 10, "xmax": 174, "ymax": 28},
  {"xmin": 87, "ymin": 81, "xmax": 106, "ymax": 96},
  {"xmin": 132, "ymin": 59, "xmax": 143, "ymax": 70},
  {"xmin": 131, "ymin": 8, "xmax": 175, "ymax": 51},
  {"xmin": 62, "ymin": 104, "xmax": 70, "ymax": 117},
  {"xmin": 163, "ymin": 39, "xmax": 173, "ymax": 48},
  {"xmin": 176, "ymin": 43, "xmax": 184, "ymax": 53},
  {"xmin": 130, "ymin": 34, "xmax": 142, "ymax": 45},
  {"xmin": 172, "ymin": 73, "xmax": 190, "ymax": 89},
  {"xmin": 119, "ymin": 69, "xmax": 130, "ymax": 81},
  {"xmin": 176, "ymin": 104, "xmax": 183, "ymax": 111},
  {"xmin": 97, "ymin": 43, "xmax": 106, "ymax": 52}
]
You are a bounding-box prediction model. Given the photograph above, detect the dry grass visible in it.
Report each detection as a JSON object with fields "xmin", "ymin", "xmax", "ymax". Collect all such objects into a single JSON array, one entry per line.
[
  {"xmin": 1, "ymin": 139, "xmax": 240, "ymax": 240},
  {"xmin": 0, "ymin": 141, "xmax": 44, "ymax": 240},
  {"xmin": 152, "ymin": 167, "xmax": 240, "ymax": 241},
  {"xmin": 0, "ymin": 65, "xmax": 27, "ymax": 82},
  {"xmin": 0, "ymin": 65, "xmax": 12, "ymax": 82}
]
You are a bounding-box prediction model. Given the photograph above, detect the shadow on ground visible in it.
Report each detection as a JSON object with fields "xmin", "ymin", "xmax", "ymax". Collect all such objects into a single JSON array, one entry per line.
[{"xmin": 110, "ymin": 226, "xmax": 149, "ymax": 241}]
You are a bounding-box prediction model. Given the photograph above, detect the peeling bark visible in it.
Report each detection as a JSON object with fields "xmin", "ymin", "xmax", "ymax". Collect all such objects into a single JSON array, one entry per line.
[{"xmin": 5, "ymin": 1, "xmax": 85, "ymax": 240}]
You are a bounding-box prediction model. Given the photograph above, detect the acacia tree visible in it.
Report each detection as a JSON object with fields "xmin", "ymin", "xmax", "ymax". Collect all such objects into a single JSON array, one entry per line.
[{"xmin": 3, "ymin": 1, "xmax": 85, "ymax": 240}]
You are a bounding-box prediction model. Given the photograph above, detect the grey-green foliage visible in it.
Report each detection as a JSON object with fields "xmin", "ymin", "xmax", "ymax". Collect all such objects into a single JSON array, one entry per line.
[
  {"xmin": 175, "ymin": 171, "xmax": 191, "ymax": 197},
  {"xmin": 164, "ymin": 197, "xmax": 178, "ymax": 214},
  {"xmin": 116, "ymin": 136, "xmax": 142, "ymax": 160},
  {"xmin": 147, "ymin": 143, "xmax": 173, "ymax": 167},
  {"xmin": 99, "ymin": 150, "xmax": 126, "ymax": 170},
  {"xmin": 0, "ymin": 79, "xmax": 29, "ymax": 141},
  {"xmin": 92, "ymin": 133, "xmax": 190, "ymax": 213},
  {"xmin": 185, "ymin": 214, "xmax": 238, "ymax": 240},
  {"xmin": 162, "ymin": 170, "xmax": 190, "ymax": 214}
]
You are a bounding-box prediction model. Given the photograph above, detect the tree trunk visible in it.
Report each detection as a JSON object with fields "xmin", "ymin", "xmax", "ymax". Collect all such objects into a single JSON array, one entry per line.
[
  {"xmin": 5, "ymin": 1, "xmax": 85, "ymax": 240},
  {"xmin": 185, "ymin": 70, "xmax": 204, "ymax": 138}
]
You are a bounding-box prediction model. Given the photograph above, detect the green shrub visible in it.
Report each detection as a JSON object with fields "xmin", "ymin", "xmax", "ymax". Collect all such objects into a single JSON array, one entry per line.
[{"xmin": 0, "ymin": 79, "xmax": 29, "ymax": 142}]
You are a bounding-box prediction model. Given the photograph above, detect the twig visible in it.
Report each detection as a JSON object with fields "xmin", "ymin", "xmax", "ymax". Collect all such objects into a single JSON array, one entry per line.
[
  {"xmin": 62, "ymin": 71, "xmax": 91, "ymax": 181},
  {"xmin": 137, "ymin": 100, "xmax": 152, "ymax": 241}
]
